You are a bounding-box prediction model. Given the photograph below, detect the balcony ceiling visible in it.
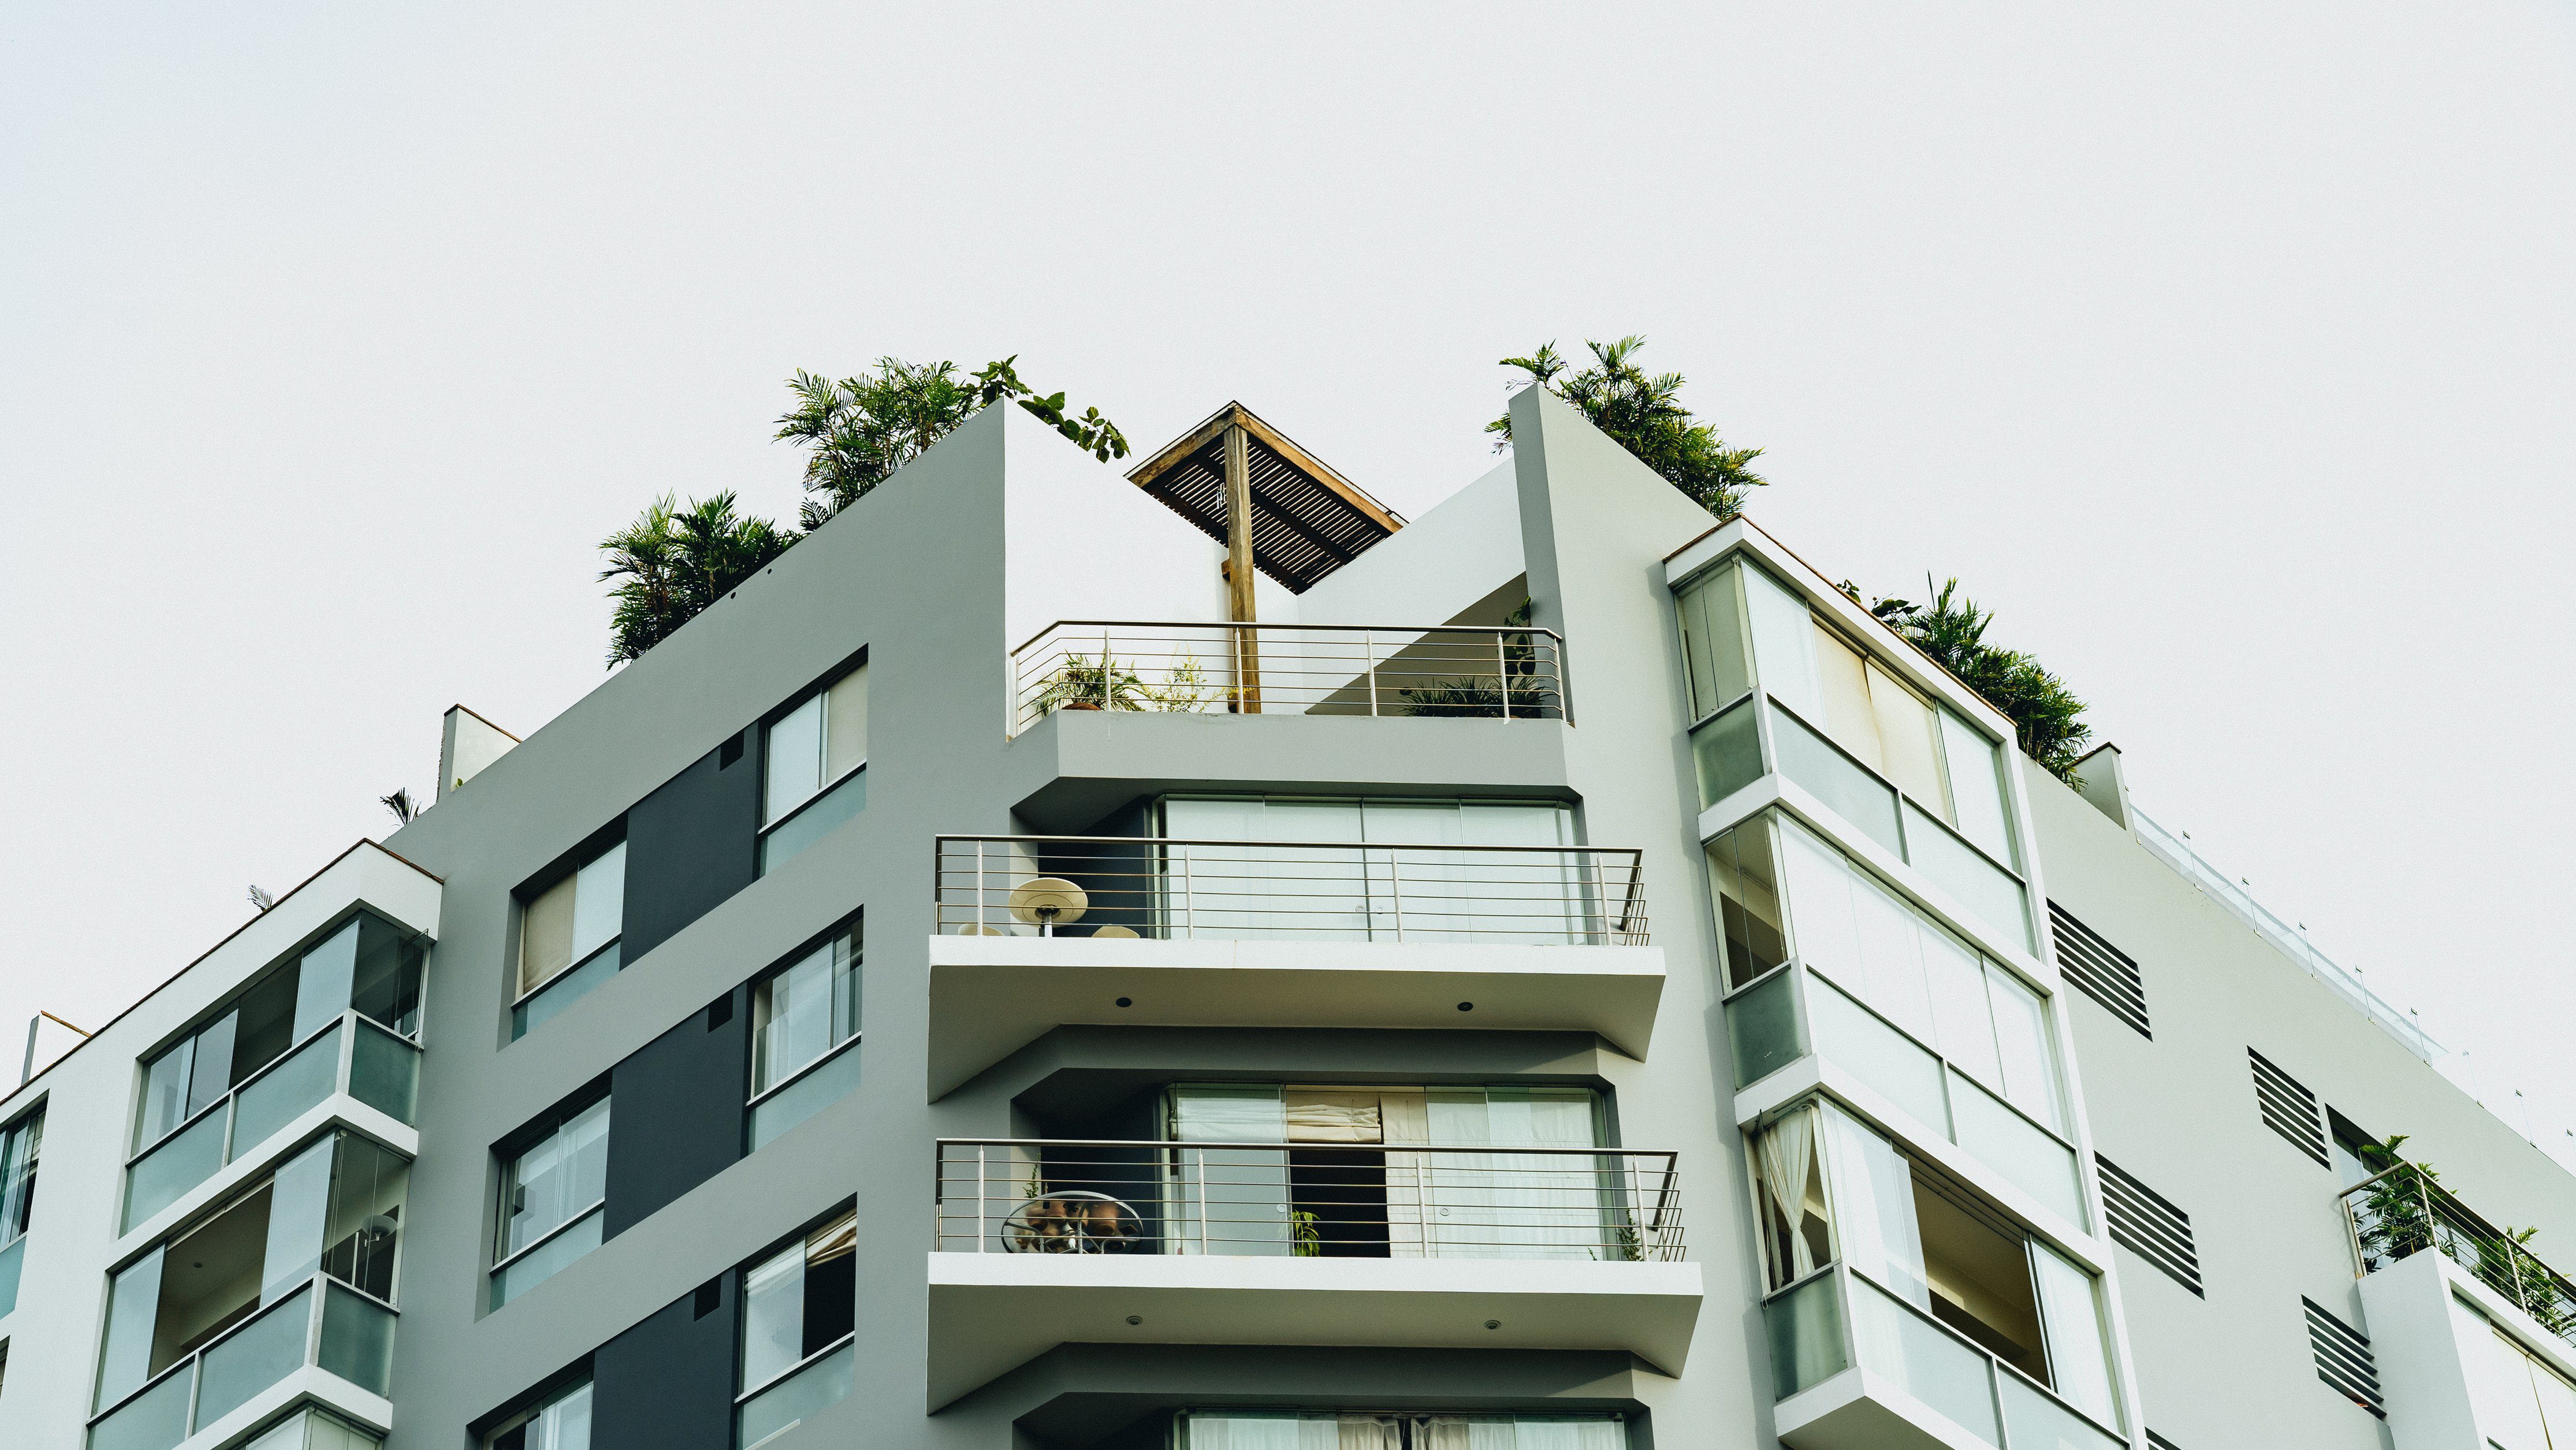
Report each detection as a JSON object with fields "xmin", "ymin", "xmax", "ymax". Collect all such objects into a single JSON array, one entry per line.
[
  {"xmin": 925, "ymin": 1252, "xmax": 1704, "ymax": 1410},
  {"xmin": 1127, "ymin": 402, "xmax": 1404, "ymax": 592},
  {"xmin": 925, "ymin": 935, "xmax": 1666, "ymax": 1099}
]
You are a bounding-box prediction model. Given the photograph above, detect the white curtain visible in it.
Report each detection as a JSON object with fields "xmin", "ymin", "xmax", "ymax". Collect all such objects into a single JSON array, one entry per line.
[
  {"xmin": 1510, "ymin": 1419, "xmax": 1622, "ymax": 1450},
  {"xmin": 1383, "ymin": 1092, "xmax": 1432, "ymax": 1259},
  {"xmin": 1755, "ymin": 1106, "xmax": 1822, "ymax": 1284},
  {"xmin": 1819, "ymin": 1103, "xmax": 1929, "ymax": 1310},
  {"xmin": 1424, "ymin": 1090, "xmax": 1601, "ymax": 1259},
  {"xmin": 1185, "ymin": 1414, "xmax": 1302, "ymax": 1450},
  {"xmin": 1168, "ymin": 1085, "xmax": 1289, "ymax": 1255}
]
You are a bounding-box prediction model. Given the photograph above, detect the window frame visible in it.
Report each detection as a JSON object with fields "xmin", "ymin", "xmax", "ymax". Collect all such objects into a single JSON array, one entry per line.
[
  {"xmin": 1674, "ymin": 556, "xmax": 2024, "ymax": 875},
  {"xmin": 511, "ymin": 837, "xmax": 628, "ymax": 1014},
  {"xmin": 759, "ymin": 659, "xmax": 869, "ymax": 834},
  {"xmin": 490, "ymin": 1092, "xmax": 612, "ymax": 1279},
  {"xmin": 1, "ymin": 1102, "xmax": 43, "ymax": 1250},
  {"xmin": 747, "ymin": 927, "xmax": 865, "ymax": 1117},
  {"xmin": 131, "ymin": 910, "xmax": 430, "ymax": 1158}
]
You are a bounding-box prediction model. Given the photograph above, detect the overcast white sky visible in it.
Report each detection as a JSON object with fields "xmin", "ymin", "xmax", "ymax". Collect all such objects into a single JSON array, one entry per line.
[{"xmin": 6, "ymin": 5, "xmax": 2573, "ymax": 1156}]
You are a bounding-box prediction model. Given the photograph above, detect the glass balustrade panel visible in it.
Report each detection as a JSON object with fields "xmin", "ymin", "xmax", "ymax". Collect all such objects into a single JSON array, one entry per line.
[
  {"xmin": 1763, "ymin": 1272, "xmax": 1849, "ymax": 1400},
  {"xmin": 1851, "ymin": 1274, "xmax": 2002, "ymax": 1445},
  {"xmin": 231, "ymin": 1025, "xmax": 343, "ymax": 1165}
]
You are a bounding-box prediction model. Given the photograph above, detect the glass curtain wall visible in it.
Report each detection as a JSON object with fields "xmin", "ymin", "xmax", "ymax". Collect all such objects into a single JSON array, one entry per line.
[
  {"xmin": 736, "ymin": 1210, "xmax": 857, "ymax": 1448},
  {"xmin": 137, "ymin": 914, "xmax": 424, "ymax": 1154},
  {"xmin": 1752, "ymin": 1100, "xmax": 2123, "ymax": 1442},
  {"xmin": 1676, "ymin": 560, "xmax": 2030, "ymax": 949},
  {"xmin": 1161, "ymin": 1084, "xmax": 1611, "ymax": 1259},
  {"xmin": 92, "ymin": 1133, "xmax": 405, "ymax": 1447},
  {"xmin": 761, "ymin": 663, "xmax": 869, "ymax": 875},
  {"xmin": 748, "ymin": 923, "xmax": 863, "ymax": 1149},
  {"xmin": 1711, "ymin": 809, "xmax": 2084, "ymax": 1226}
]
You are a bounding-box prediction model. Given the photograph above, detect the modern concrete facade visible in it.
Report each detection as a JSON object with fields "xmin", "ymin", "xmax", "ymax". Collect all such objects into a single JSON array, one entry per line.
[{"xmin": 2, "ymin": 388, "xmax": 2570, "ymax": 1450}]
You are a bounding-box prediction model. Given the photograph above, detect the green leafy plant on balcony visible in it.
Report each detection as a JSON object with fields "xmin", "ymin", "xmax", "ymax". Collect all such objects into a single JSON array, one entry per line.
[
  {"xmin": 1032, "ymin": 653, "xmax": 1218, "ymax": 716},
  {"xmin": 1291, "ymin": 1210, "xmax": 1321, "ymax": 1258},
  {"xmin": 1396, "ymin": 602, "xmax": 1553, "ymax": 719},
  {"xmin": 2350, "ymin": 1136, "xmax": 2576, "ymax": 1340}
]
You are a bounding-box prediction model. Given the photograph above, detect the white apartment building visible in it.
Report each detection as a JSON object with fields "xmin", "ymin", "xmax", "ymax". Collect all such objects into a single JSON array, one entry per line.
[{"xmin": 0, "ymin": 388, "xmax": 2566, "ymax": 1450}]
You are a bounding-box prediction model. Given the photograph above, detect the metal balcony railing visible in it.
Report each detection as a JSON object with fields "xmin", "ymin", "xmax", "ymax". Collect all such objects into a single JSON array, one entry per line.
[
  {"xmin": 935, "ymin": 1138, "xmax": 1685, "ymax": 1262},
  {"xmin": 2342, "ymin": 1162, "xmax": 2576, "ymax": 1346},
  {"xmin": 935, "ymin": 835, "xmax": 1649, "ymax": 945},
  {"xmin": 1010, "ymin": 620, "xmax": 1568, "ymax": 734}
]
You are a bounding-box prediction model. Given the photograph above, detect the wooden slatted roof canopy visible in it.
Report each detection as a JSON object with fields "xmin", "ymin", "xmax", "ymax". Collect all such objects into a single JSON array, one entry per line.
[{"xmin": 1125, "ymin": 403, "xmax": 1405, "ymax": 592}]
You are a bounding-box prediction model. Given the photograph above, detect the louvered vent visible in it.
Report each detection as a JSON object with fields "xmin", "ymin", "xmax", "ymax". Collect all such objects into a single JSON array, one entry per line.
[
  {"xmin": 2049, "ymin": 901, "xmax": 2150, "ymax": 1037},
  {"xmin": 2304, "ymin": 1297, "xmax": 2385, "ymax": 1418},
  {"xmin": 2098, "ymin": 1155, "xmax": 2203, "ymax": 1296},
  {"xmin": 2250, "ymin": 1049, "xmax": 2329, "ymax": 1166},
  {"xmin": 2146, "ymin": 1433, "xmax": 2182, "ymax": 1450}
]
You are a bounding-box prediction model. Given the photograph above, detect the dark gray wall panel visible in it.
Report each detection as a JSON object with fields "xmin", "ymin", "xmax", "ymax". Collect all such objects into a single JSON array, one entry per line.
[
  {"xmin": 591, "ymin": 1278, "xmax": 738, "ymax": 1449},
  {"xmin": 623, "ymin": 729, "xmax": 760, "ymax": 962},
  {"xmin": 606, "ymin": 990, "xmax": 750, "ymax": 1236}
]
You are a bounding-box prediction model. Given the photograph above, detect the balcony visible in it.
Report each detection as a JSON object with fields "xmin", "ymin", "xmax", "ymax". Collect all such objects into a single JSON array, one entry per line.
[
  {"xmin": 1010, "ymin": 620, "xmax": 1568, "ymax": 735},
  {"xmin": 1767, "ymin": 1266, "xmax": 2125, "ymax": 1450},
  {"xmin": 924, "ymin": 1137, "xmax": 1702, "ymax": 1408},
  {"xmin": 89, "ymin": 1131, "xmax": 404, "ymax": 1450},
  {"xmin": 2340, "ymin": 1162, "xmax": 2576, "ymax": 1448},
  {"xmin": 122, "ymin": 1010, "xmax": 420, "ymax": 1235},
  {"xmin": 927, "ymin": 835, "xmax": 1661, "ymax": 1094}
]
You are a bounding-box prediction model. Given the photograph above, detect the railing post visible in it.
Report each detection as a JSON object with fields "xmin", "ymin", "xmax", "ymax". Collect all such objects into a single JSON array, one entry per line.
[
  {"xmin": 976, "ymin": 1144, "xmax": 986, "ymax": 1253},
  {"xmin": 1367, "ymin": 631, "xmax": 1379, "ymax": 717},
  {"xmin": 1498, "ymin": 631, "xmax": 1512, "ymax": 719},
  {"xmin": 1386, "ymin": 848, "xmax": 1403, "ymax": 942},
  {"xmin": 1182, "ymin": 847, "xmax": 1196, "ymax": 941},
  {"xmin": 1196, "ymin": 1148, "xmax": 1209, "ymax": 1255}
]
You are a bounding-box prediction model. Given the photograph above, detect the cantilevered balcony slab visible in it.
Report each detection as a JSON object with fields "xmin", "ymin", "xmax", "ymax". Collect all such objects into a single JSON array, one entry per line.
[
  {"xmin": 924, "ymin": 1251, "xmax": 1704, "ymax": 1410},
  {"xmin": 927, "ymin": 934, "xmax": 1665, "ymax": 1096}
]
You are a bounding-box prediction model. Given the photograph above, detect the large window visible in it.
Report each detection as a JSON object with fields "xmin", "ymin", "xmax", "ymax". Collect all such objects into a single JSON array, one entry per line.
[
  {"xmin": 125, "ymin": 914, "xmax": 426, "ymax": 1230},
  {"xmin": 245, "ymin": 1406, "xmax": 383, "ymax": 1449},
  {"xmin": 1676, "ymin": 560, "xmax": 2024, "ymax": 930},
  {"xmin": 2458, "ymin": 1295, "xmax": 2576, "ymax": 1449},
  {"xmin": 492, "ymin": 1098, "xmax": 610, "ymax": 1309},
  {"xmin": 486, "ymin": 1379, "xmax": 592, "ymax": 1450},
  {"xmin": 749, "ymin": 924, "xmax": 862, "ymax": 1151},
  {"xmin": 0, "ymin": 1106, "xmax": 40, "ymax": 1317},
  {"xmin": 760, "ymin": 663, "xmax": 868, "ymax": 876},
  {"xmin": 1177, "ymin": 1411, "xmax": 1623, "ymax": 1450},
  {"xmin": 91, "ymin": 1133, "xmax": 405, "ymax": 1448},
  {"xmin": 1754, "ymin": 1099, "xmax": 2121, "ymax": 1445},
  {"xmin": 1162, "ymin": 1084, "xmax": 1610, "ymax": 1260},
  {"xmin": 1713, "ymin": 813, "xmax": 2083, "ymax": 1226},
  {"xmin": 137, "ymin": 915, "xmax": 423, "ymax": 1154},
  {"xmin": 1151, "ymin": 796, "xmax": 1588, "ymax": 945},
  {"xmin": 736, "ymin": 1210, "xmax": 856, "ymax": 1449},
  {"xmin": 513, "ymin": 839, "xmax": 628, "ymax": 1039}
]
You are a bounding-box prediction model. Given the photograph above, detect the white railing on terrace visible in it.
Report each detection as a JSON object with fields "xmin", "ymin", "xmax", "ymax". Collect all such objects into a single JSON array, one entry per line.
[
  {"xmin": 2131, "ymin": 808, "xmax": 2443, "ymax": 1062},
  {"xmin": 935, "ymin": 1138, "xmax": 1685, "ymax": 1261},
  {"xmin": 1009, "ymin": 620, "xmax": 1568, "ymax": 735},
  {"xmin": 934, "ymin": 835, "xmax": 1649, "ymax": 945}
]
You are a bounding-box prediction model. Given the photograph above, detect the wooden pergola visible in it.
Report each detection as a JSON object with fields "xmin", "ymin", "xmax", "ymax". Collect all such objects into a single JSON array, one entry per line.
[{"xmin": 1125, "ymin": 403, "xmax": 1405, "ymax": 710}]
